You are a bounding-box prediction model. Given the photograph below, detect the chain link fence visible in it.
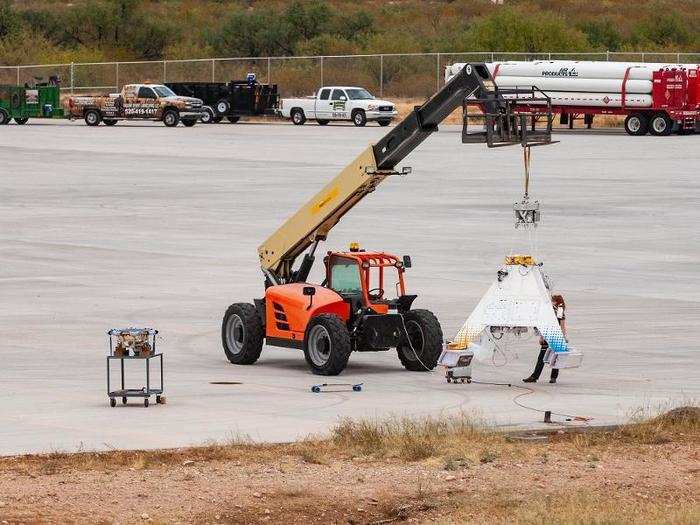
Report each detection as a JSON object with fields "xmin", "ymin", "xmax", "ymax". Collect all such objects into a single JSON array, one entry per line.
[{"xmin": 1, "ymin": 51, "xmax": 698, "ymax": 99}]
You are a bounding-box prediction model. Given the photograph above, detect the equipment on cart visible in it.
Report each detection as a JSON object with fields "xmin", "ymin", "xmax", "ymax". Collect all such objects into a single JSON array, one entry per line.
[
  {"xmin": 107, "ymin": 327, "xmax": 164, "ymax": 407},
  {"xmin": 438, "ymin": 348, "xmax": 474, "ymax": 383},
  {"xmin": 222, "ymin": 62, "xmax": 555, "ymax": 377}
]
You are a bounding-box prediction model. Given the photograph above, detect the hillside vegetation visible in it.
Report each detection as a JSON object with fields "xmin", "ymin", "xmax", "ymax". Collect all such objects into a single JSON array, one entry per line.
[{"xmin": 0, "ymin": 0, "xmax": 698, "ymax": 65}]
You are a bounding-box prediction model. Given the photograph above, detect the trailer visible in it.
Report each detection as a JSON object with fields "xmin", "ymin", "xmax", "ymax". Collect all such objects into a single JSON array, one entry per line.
[
  {"xmin": 446, "ymin": 61, "xmax": 700, "ymax": 136},
  {"xmin": 166, "ymin": 76, "xmax": 279, "ymax": 124},
  {"xmin": 0, "ymin": 76, "xmax": 64, "ymax": 125}
]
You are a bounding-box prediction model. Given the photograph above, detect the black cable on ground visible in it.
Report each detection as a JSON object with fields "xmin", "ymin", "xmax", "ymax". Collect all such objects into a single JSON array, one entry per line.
[{"xmin": 470, "ymin": 379, "xmax": 592, "ymax": 422}]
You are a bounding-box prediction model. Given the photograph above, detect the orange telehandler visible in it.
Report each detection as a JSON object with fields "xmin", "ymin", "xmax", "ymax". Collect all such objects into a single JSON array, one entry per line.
[{"xmin": 222, "ymin": 63, "xmax": 554, "ymax": 375}]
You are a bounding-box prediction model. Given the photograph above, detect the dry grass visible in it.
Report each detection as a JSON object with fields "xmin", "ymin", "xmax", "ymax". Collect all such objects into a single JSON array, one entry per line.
[
  {"xmin": 332, "ymin": 413, "xmax": 500, "ymax": 461},
  {"xmin": 2, "ymin": 406, "xmax": 697, "ymax": 477},
  {"xmin": 1, "ymin": 406, "xmax": 698, "ymax": 524},
  {"xmin": 438, "ymin": 489, "xmax": 700, "ymax": 525}
]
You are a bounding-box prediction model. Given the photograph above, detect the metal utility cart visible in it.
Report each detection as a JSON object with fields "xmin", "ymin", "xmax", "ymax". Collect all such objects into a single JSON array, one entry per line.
[{"xmin": 106, "ymin": 327, "xmax": 163, "ymax": 407}]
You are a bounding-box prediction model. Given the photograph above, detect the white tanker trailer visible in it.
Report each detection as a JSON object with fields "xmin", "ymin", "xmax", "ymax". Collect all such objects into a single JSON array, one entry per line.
[{"xmin": 446, "ymin": 60, "xmax": 700, "ymax": 136}]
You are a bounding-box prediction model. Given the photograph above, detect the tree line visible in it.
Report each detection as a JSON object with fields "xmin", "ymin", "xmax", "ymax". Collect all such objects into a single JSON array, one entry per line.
[{"xmin": 0, "ymin": 0, "xmax": 697, "ymax": 65}]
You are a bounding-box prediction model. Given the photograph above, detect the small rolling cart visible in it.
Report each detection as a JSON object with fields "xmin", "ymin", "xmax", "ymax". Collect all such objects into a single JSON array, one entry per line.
[{"xmin": 106, "ymin": 327, "xmax": 164, "ymax": 407}]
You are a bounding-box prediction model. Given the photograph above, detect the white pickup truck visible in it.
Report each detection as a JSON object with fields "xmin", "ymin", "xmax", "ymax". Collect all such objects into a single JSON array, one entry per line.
[{"xmin": 279, "ymin": 86, "xmax": 398, "ymax": 126}]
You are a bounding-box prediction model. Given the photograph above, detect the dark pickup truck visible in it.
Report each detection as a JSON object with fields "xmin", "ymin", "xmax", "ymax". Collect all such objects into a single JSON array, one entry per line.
[{"xmin": 166, "ymin": 76, "xmax": 279, "ymax": 123}]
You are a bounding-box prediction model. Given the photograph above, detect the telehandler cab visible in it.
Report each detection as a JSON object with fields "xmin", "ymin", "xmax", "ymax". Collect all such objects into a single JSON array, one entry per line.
[{"xmin": 222, "ymin": 63, "xmax": 554, "ymax": 375}]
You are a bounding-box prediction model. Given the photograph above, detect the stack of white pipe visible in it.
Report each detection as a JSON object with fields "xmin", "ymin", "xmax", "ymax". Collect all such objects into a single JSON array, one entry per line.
[{"xmin": 446, "ymin": 60, "xmax": 695, "ymax": 108}]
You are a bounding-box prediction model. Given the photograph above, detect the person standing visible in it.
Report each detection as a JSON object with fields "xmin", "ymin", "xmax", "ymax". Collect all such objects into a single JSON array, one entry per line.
[{"xmin": 523, "ymin": 294, "xmax": 567, "ymax": 384}]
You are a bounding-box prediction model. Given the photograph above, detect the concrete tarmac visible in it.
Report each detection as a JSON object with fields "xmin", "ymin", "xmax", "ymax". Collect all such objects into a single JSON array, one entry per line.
[{"xmin": 1, "ymin": 120, "xmax": 698, "ymax": 456}]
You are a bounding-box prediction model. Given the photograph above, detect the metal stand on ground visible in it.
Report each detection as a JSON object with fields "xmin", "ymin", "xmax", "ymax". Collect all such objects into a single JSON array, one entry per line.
[{"xmin": 106, "ymin": 328, "xmax": 164, "ymax": 408}]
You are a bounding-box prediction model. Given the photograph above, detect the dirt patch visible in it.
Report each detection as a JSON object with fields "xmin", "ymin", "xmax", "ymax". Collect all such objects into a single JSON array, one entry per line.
[{"xmin": 0, "ymin": 410, "xmax": 698, "ymax": 524}]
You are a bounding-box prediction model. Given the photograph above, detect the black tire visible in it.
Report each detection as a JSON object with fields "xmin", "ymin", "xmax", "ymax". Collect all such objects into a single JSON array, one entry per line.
[
  {"xmin": 13, "ymin": 117, "xmax": 29, "ymax": 125},
  {"xmin": 227, "ymin": 116, "xmax": 240, "ymax": 123},
  {"xmin": 303, "ymin": 314, "xmax": 351, "ymax": 376},
  {"xmin": 291, "ymin": 108, "xmax": 306, "ymax": 125},
  {"xmin": 212, "ymin": 115, "xmax": 224, "ymax": 123},
  {"xmin": 122, "ymin": 396, "xmax": 127, "ymax": 405},
  {"xmin": 109, "ymin": 398, "xmax": 116, "ymax": 407},
  {"xmin": 317, "ymin": 119, "xmax": 329, "ymax": 126},
  {"xmin": 396, "ymin": 309, "xmax": 443, "ymax": 371},
  {"xmin": 103, "ymin": 119, "xmax": 117, "ymax": 126},
  {"xmin": 156, "ymin": 395, "xmax": 162, "ymax": 404},
  {"xmin": 649, "ymin": 112, "xmax": 673, "ymax": 136},
  {"xmin": 624, "ymin": 113, "xmax": 648, "ymax": 136},
  {"xmin": 201, "ymin": 106, "xmax": 215, "ymax": 124},
  {"xmin": 222, "ymin": 303, "xmax": 264, "ymax": 365},
  {"xmin": 162, "ymin": 109, "xmax": 180, "ymax": 127},
  {"xmin": 377, "ymin": 119, "xmax": 391, "ymax": 127},
  {"xmin": 182, "ymin": 119, "xmax": 197, "ymax": 127},
  {"xmin": 216, "ymin": 100, "xmax": 230, "ymax": 115},
  {"xmin": 352, "ymin": 109, "xmax": 367, "ymax": 127},
  {"xmin": 0, "ymin": 109, "xmax": 9, "ymax": 125},
  {"xmin": 84, "ymin": 109, "xmax": 101, "ymax": 126},
  {"xmin": 144, "ymin": 398, "xmax": 149, "ymax": 407}
]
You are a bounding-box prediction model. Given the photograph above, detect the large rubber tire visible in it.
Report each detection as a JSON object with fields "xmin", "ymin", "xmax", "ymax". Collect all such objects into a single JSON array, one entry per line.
[
  {"xmin": 182, "ymin": 119, "xmax": 197, "ymax": 127},
  {"xmin": 163, "ymin": 109, "xmax": 180, "ymax": 127},
  {"xmin": 103, "ymin": 119, "xmax": 117, "ymax": 126},
  {"xmin": 0, "ymin": 110, "xmax": 9, "ymax": 125},
  {"xmin": 624, "ymin": 113, "xmax": 648, "ymax": 136},
  {"xmin": 291, "ymin": 109, "xmax": 306, "ymax": 125},
  {"xmin": 201, "ymin": 107, "xmax": 215, "ymax": 124},
  {"xmin": 227, "ymin": 116, "xmax": 240, "ymax": 123},
  {"xmin": 212, "ymin": 114, "xmax": 224, "ymax": 123},
  {"xmin": 377, "ymin": 119, "xmax": 391, "ymax": 127},
  {"xmin": 352, "ymin": 109, "xmax": 367, "ymax": 127},
  {"xmin": 84, "ymin": 109, "xmax": 101, "ymax": 126},
  {"xmin": 13, "ymin": 117, "xmax": 29, "ymax": 125},
  {"xmin": 397, "ymin": 309, "xmax": 443, "ymax": 371},
  {"xmin": 649, "ymin": 112, "xmax": 673, "ymax": 136},
  {"xmin": 317, "ymin": 119, "xmax": 329, "ymax": 126},
  {"xmin": 222, "ymin": 303, "xmax": 264, "ymax": 365},
  {"xmin": 303, "ymin": 315, "xmax": 352, "ymax": 376}
]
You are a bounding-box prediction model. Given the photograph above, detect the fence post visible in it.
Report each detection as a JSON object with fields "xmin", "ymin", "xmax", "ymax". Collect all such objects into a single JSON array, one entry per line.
[
  {"xmin": 320, "ymin": 56, "xmax": 324, "ymax": 87},
  {"xmin": 267, "ymin": 57, "xmax": 271, "ymax": 83},
  {"xmin": 163, "ymin": 60, "xmax": 167, "ymax": 82},
  {"xmin": 606, "ymin": 50, "xmax": 610, "ymax": 61},
  {"xmin": 677, "ymin": 52, "xmax": 680, "ymax": 63},
  {"xmin": 379, "ymin": 54, "xmax": 383, "ymax": 97},
  {"xmin": 641, "ymin": 52, "xmax": 645, "ymax": 62},
  {"xmin": 491, "ymin": 52, "xmax": 495, "ymax": 62},
  {"xmin": 116, "ymin": 63, "xmax": 120, "ymax": 90},
  {"xmin": 211, "ymin": 59, "xmax": 215, "ymax": 82},
  {"xmin": 70, "ymin": 62, "xmax": 74, "ymax": 93},
  {"xmin": 436, "ymin": 52, "xmax": 440, "ymax": 91},
  {"xmin": 16, "ymin": 66, "xmax": 19, "ymax": 84}
]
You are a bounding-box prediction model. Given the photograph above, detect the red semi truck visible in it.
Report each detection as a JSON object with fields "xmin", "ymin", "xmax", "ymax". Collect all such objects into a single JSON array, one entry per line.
[{"xmin": 447, "ymin": 61, "xmax": 700, "ymax": 136}]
